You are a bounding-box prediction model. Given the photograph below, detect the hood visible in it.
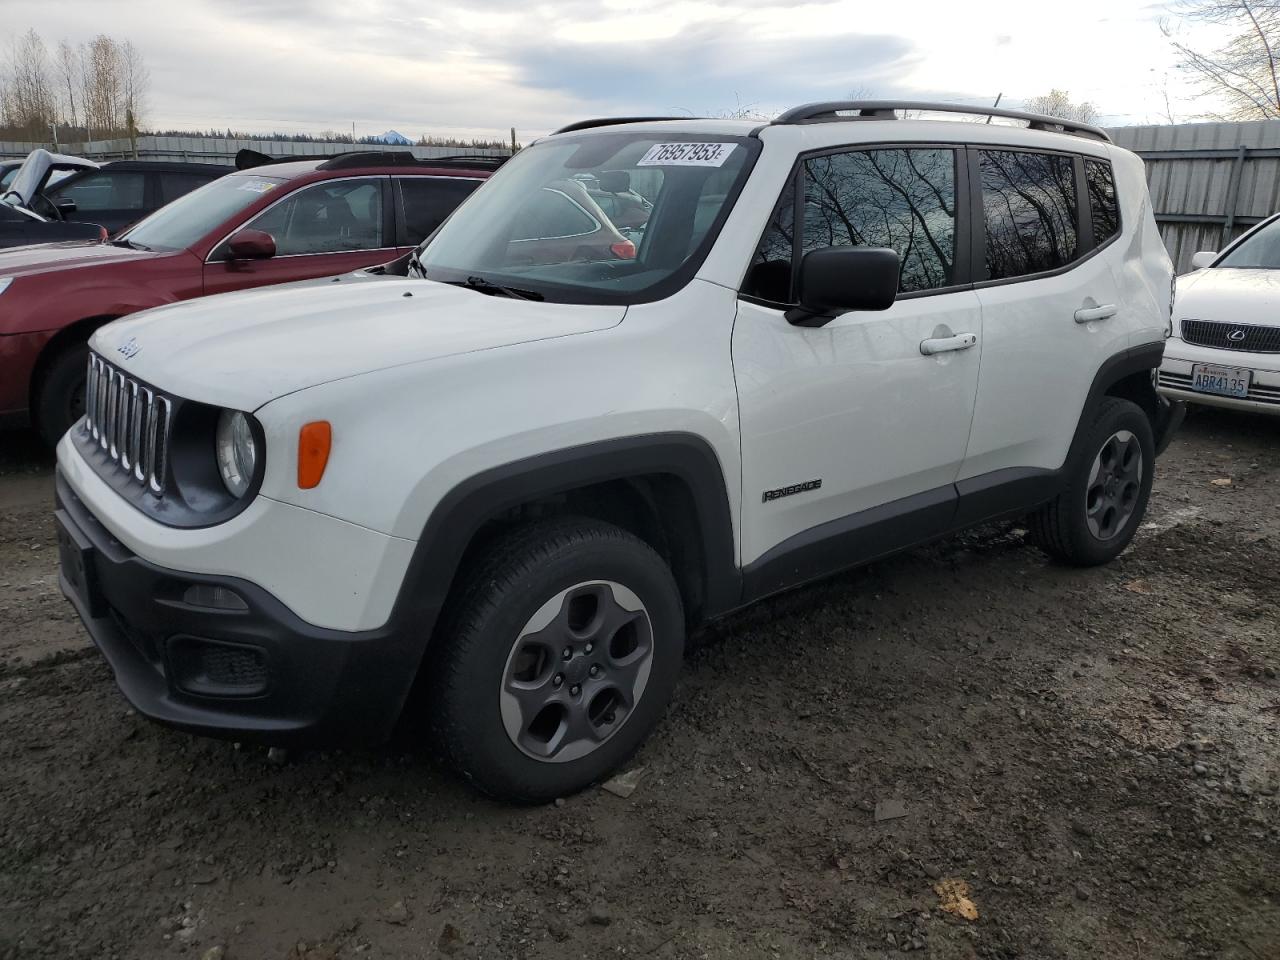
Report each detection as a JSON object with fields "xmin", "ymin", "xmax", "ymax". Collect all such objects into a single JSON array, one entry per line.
[
  {"xmin": 1175, "ymin": 267, "xmax": 1280, "ymax": 329},
  {"xmin": 2, "ymin": 149, "xmax": 97, "ymax": 209},
  {"xmin": 91, "ymin": 272, "xmax": 627, "ymax": 411},
  {"xmin": 0, "ymin": 240, "xmax": 157, "ymax": 278}
]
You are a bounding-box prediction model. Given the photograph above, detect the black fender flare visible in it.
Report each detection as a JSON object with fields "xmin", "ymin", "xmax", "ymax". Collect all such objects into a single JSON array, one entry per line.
[
  {"xmin": 1065, "ymin": 340, "xmax": 1170, "ymax": 468},
  {"xmin": 385, "ymin": 432, "xmax": 742, "ymax": 647}
]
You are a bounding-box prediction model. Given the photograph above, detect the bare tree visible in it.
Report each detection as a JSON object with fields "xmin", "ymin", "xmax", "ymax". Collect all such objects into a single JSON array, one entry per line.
[
  {"xmin": 2, "ymin": 29, "xmax": 55, "ymax": 139},
  {"xmin": 1163, "ymin": 0, "xmax": 1280, "ymax": 119},
  {"xmin": 1022, "ymin": 90, "xmax": 1100, "ymax": 123},
  {"xmin": 56, "ymin": 40, "xmax": 81, "ymax": 132}
]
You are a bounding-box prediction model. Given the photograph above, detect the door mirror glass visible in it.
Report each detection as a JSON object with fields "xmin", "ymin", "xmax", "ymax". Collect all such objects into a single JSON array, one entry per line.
[
  {"xmin": 227, "ymin": 228, "xmax": 276, "ymax": 260},
  {"xmin": 786, "ymin": 246, "xmax": 899, "ymax": 327},
  {"xmin": 1191, "ymin": 250, "xmax": 1217, "ymax": 270},
  {"xmin": 54, "ymin": 197, "xmax": 77, "ymax": 216}
]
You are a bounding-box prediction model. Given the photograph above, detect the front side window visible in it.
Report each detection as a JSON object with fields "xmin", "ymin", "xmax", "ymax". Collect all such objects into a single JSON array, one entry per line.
[
  {"xmin": 980, "ymin": 150, "xmax": 1077, "ymax": 280},
  {"xmin": 235, "ymin": 179, "xmax": 385, "ymax": 257},
  {"xmin": 743, "ymin": 147, "xmax": 957, "ymax": 301},
  {"xmin": 1085, "ymin": 159, "xmax": 1119, "ymax": 247},
  {"xmin": 415, "ymin": 133, "xmax": 757, "ymax": 304},
  {"xmin": 50, "ymin": 171, "xmax": 146, "ymax": 211}
]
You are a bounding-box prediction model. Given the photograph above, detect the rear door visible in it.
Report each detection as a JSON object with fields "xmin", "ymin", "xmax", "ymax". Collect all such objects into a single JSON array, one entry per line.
[
  {"xmin": 393, "ymin": 175, "xmax": 483, "ymax": 251},
  {"xmin": 203, "ymin": 176, "xmax": 399, "ymax": 295},
  {"xmin": 959, "ymin": 148, "xmax": 1127, "ymax": 487}
]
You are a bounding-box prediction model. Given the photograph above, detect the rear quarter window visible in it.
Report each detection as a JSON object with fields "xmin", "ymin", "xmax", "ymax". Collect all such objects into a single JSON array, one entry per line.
[{"xmin": 1085, "ymin": 159, "xmax": 1120, "ymax": 246}]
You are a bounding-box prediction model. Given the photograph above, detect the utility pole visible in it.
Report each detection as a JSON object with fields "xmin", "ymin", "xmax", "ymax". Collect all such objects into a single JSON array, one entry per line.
[
  {"xmin": 510, "ymin": 127, "xmax": 517, "ymax": 155},
  {"xmin": 986, "ymin": 93, "xmax": 1002, "ymax": 122},
  {"xmin": 50, "ymin": 122, "xmax": 60, "ymax": 152},
  {"xmin": 351, "ymin": 120, "xmax": 356, "ymax": 144}
]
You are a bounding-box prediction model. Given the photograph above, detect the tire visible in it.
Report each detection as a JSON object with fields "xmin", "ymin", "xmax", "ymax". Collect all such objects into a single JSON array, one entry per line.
[
  {"xmin": 1029, "ymin": 397, "xmax": 1155, "ymax": 567},
  {"xmin": 429, "ymin": 517, "xmax": 685, "ymax": 803},
  {"xmin": 33, "ymin": 340, "xmax": 90, "ymax": 447}
]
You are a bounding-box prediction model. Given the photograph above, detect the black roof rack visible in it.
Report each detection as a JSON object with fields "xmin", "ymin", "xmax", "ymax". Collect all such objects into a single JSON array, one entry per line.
[
  {"xmin": 553, "ymin": 116, "xmax": 700, "ymax": 135},
  {"xmin": 772, "ymin": 101, "xmax": 1112, "ymax": 143},
  {"xmin": 316, "ymin": 151, "xmax": 508, "ymax": 171}
]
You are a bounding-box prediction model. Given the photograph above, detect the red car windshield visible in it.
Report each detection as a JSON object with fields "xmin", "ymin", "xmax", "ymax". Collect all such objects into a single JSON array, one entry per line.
[{"xmin": 119, "ymin": 174, "xmax": 285, "ymax": 252}]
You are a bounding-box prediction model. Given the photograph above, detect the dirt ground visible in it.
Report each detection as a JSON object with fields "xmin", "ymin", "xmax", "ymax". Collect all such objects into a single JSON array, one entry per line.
[{"xmin": 1, "ymin": 409, "xmax": 1278, "ymax": 960}]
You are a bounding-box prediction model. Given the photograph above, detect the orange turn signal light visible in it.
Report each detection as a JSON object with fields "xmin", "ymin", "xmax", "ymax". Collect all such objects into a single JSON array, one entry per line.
[{"xmin": 297, "ymin": 421, "xmax": 332, "ymax": 489}]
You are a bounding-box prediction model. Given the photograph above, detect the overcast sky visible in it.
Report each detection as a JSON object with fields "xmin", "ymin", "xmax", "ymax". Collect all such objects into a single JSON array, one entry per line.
[{"xmin": 2, "ymin": 0, "xmax": 1215, "ymax": 139}]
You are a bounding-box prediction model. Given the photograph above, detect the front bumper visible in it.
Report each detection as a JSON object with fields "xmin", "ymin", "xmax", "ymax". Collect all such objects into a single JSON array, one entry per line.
[
  {"xmin": 55, "ymin": 470, "xmax": 424, "ymax": 746},
  {"xmin": 1159, "ymin": 340, "xmax": 1280, "ymax": 415}
]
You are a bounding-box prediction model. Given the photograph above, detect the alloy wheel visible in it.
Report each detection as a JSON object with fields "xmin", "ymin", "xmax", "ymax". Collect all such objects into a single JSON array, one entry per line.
[{"xmin": 1086, "ymin": 429, "xmax": 1143, "ymax": 541}]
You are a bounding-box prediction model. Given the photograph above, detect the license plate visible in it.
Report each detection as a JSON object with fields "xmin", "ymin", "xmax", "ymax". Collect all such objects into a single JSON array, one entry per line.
[
  {"xmin": 1191, "ymin": 362, "xmax": 1252, "ymax": 399},
  {"xmin": 55, "ymin": 509, "xmax": 104, "ymax": 617}
]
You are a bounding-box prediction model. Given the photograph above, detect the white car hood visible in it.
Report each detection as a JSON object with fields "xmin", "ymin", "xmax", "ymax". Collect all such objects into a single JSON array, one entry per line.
[
  {"xmin": 91, "ymin": 272, "xmax": 626, "ymax": 411},
  {"xmin": 1176, "ymin": 267, "xmax": 1280, "ymax": 327}
]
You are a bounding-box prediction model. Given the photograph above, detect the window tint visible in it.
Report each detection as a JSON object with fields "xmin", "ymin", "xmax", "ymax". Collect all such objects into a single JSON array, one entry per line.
[
  {"xmin": 239, "ymin": 179, "xmax": 385, "ymax": 256},
  {"xmin": 50, "ymin": 172, "xmax": 146, "ymax": 211},
  {"xmin": 510, "ymin": 186, "xmax": 599, "ymax": 241},
  {"xmin": 1084, "ymin": 159, "xmax": 1119, "ymax": 246},
  {"xmin": 744, "ymin": 148, "xmax": 956, "ymax": 301},
  {"xmin": 160, "ymin": 172, "xmax": 215, "ymax": 205},
  {"xmin": 398, "ymin": 177, "xmax": 480, "ymax": 244},
  {"xmin": 980, "ymin": 150, "xmax": 1077, "ymax": 280}
]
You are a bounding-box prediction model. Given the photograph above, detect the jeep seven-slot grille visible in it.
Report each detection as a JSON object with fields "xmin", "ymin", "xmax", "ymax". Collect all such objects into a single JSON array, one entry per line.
[
  {"xmin": 83, "ymin": 354, "xmax": 172, "ymax": 494},
  {"xmin": 1181, "ymin": 319, "xmax": 1280, "ymax": 353}
]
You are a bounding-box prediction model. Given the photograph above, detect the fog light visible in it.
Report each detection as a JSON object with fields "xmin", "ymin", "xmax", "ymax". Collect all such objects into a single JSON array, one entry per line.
[{"xmin": 182, "ymin": 584, "xmax": 248, "ymax": 611}]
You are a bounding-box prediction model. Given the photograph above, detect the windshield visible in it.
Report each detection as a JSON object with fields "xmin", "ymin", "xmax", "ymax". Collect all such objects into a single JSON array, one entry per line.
[
  {"xmin": 119, "ymin": 174, "xmax": 284, "ymax": 252},
  {"xmin": 415, "ymin": 132, "xmax": 758, "ymax": 303},
  {"xmin": 1218, "ymin": 217, "xmax": 1280, "ymax": 269}
]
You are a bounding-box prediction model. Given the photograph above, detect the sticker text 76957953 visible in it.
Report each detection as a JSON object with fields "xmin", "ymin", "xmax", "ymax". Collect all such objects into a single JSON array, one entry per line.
[{"xmin": 637, "ymin": 143, "xmax": 736, "ymax": 167}]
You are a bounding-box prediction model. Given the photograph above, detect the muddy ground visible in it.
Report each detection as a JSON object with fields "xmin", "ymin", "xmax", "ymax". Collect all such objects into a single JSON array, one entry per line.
[{"xmin": 1, "ymin": 410, "xmax": 1278, "ymax": 960}]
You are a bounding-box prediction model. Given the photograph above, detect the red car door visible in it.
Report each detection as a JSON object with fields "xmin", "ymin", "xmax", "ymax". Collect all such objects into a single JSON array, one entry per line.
[{"xmin": 203, "ymin": 176, "xmax": 398, "ymax": 295}]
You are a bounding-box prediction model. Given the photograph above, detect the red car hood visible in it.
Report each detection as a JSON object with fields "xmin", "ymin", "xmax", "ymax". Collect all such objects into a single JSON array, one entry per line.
[{"xmin": 0, "ymin": 240, "xmax": 158, "ymax": 278}]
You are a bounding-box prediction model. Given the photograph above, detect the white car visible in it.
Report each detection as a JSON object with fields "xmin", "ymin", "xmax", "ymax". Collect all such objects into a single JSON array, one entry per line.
[
  {"xmin": 1158, "ymin": 218, "xmax": 1280, "ymax": 414},
  {"xmin": 53, "ymin": 101, "xmax": 1180, "ymax": 801}
]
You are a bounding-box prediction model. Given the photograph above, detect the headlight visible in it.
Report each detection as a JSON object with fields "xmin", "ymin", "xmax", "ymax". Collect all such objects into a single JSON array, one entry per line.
[
  {"xmin": 0, "ymin": 277, "xmax": 12, "ymax": 297},
  {"xmin": 215, "ymin": 409, "xmax": 257, "ymax": 498}
]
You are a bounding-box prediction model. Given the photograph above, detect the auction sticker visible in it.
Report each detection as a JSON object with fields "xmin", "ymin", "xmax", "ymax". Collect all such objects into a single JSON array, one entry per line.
[
  {"xmin": 238, "ymin": 179, "xmax": 278, "ymax": 194},
  {"xmin": 637, "ymin": 142, "xmax": 736, "ymax": 167}
]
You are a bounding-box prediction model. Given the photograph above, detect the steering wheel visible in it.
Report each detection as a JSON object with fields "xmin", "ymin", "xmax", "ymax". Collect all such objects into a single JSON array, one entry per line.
[{"xmin": 29, "ymin": 192, "xmax": 62, "ymax": 220}]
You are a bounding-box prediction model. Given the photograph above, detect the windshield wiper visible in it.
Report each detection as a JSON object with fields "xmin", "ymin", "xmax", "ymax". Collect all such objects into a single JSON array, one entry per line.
[
  {"xmin": 110, "ymin": 238, "xmax": 152, "ymax": 251},
  {"xmin": 446, "ymin": 275, "xmax": 544, "ymax": 302}
]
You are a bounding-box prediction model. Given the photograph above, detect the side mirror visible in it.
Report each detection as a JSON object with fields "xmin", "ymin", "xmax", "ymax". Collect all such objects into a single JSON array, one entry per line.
[
  {"xmin": 54, "ymin": 197, "xmax": 77, "ymax": 216},
  {"xmin": 786, "ymin": 246, "xmax": 900, "ymax": 327},
  {"xmin": 227, "ymin": 228, "xmax": 276, "ymax": 261},
  {"xmin": 1191, "ymin": 251, "xmax": 1217, "ymax": 270}
]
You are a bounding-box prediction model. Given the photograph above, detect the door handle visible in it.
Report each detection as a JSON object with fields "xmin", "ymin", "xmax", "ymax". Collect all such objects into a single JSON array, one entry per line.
[
  {"xmin": 1074, "ymin": 304, "xmax": 1117, "ymax": 323},
  {"xmin": 919, "ymin": 332, "xmax": 978, "ymax": 356}
]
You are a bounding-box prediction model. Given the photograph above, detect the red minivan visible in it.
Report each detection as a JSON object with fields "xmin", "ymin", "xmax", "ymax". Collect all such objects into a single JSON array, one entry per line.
[{"xmin": 0, "ymin": 152, "xmax": 500, "ymax": 443}]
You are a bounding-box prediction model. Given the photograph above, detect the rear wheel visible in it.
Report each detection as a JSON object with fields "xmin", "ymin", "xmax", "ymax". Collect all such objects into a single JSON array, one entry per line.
[
  {"xmin": 1029, "ymin": 397, "xmax": 1155, "ymax": 566},
  {"xmin": 430, "ymin": 517, "xmax": 685, "ymax": 802},
  {"xmin": 33, "ymin": 341, "xmax": 90, "ymax": 447}
]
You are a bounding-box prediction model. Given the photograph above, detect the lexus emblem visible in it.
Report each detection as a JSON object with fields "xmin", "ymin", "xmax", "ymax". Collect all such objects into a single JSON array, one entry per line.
[
  {"xmin": 116, "ymin": 337, "xmax": 140, "ymax": 359},
  {"xmin": 1228, "ymin": 328, "xmax": 1248, "ymax": 342}
]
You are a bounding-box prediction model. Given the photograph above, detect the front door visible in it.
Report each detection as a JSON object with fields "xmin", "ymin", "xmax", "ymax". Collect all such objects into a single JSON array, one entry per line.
[
  {"xmin": 203, "ymin": 176, "xmax": 398, "ymax": 295},
  {"xmin": 733, "ymin": 145, "xmax": 981, "ymax": 586}
]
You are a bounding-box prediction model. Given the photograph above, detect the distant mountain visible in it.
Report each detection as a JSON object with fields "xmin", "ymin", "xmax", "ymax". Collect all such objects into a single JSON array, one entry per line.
[{"xmin": 372, "ymin": 130, "xmax": 412, "ymax": 145}]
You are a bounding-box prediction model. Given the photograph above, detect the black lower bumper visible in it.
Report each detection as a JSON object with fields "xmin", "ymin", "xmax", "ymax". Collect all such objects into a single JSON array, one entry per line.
[
  {"xmin": 55, "ymin": 470, "xmax": 424, "ymax": 747},
  {"xmin": 1154, "ymin": 393, "xmax": 1187, "ymax": 457}
]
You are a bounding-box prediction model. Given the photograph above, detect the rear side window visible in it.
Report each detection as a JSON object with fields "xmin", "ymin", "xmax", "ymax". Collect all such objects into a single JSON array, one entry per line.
[
  {"xmin": 397, "ymin": 177, "xmax": 481, "ymax": 245},
  {"xmin": 742, "ymin": 147, "xmax": 957, "ymax": 301},
  {"xmin": 979, "ymin": 150, "xmax": 1077, "ymax": 280},
  {"xmin": 1084, "ymin": 159, "xmax": 1120, "ymax": 246},
  {"xmin": 160, "ymin": 172, "xmax": 215, "ymax": 205}
]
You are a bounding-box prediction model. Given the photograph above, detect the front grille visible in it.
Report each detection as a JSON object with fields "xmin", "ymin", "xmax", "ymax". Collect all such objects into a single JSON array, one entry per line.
[
  {"xmin": 1158, "ymin": 370, "xmax": 1280, "ymax": 406},
  {"xmin": 83, "ymin": 354, "xmax": 172, "ymax": 494},
  {"xmin": 1181, "ymin": 319, "xmax": 1280, "ymax": 353}
]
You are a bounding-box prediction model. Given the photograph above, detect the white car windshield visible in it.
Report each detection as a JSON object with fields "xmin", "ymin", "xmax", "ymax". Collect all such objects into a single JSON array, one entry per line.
[
  {"xmin": 414, "ymin": 131, "xmax": 758, "ymax": 304},
  {"xmin": 1218, "ymin": 218, "xmax": 1280, "ymax": 269},
  {"xmin": 117, "ymin": 174, "xmax": 284, "ymax": 252}
]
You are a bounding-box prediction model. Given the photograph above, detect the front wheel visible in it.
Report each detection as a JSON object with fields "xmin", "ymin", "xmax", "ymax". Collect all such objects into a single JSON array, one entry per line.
[
  {"xmin": 430, "ymin": 517, "xmax": 685, "ymax": 802},
  {"xmin": 33, "ymin": 341, "xmax": 90, "ymax": 447},
  {"xmin": 1029, "ymin": 397, "xmax": 1155, "ymax": 566}
]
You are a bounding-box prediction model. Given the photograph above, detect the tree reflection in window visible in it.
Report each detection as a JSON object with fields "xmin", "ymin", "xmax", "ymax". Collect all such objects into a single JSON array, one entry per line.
[
  {"xmin": 980, "ymin": 150, "xmax": 1077, "ymax": 280},
  {"xmin": 1085, "ymin": 159, "xmax": 1119, "ymax": 246},
  {"xmin": 801, "ymin": 149, "xmax": 956, "ymax": 293}
]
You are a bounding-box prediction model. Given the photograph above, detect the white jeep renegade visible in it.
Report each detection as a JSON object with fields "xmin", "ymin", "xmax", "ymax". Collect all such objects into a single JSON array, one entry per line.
[{"xmin": 55, "ymin": 102, "xmax": 1182, "ymax": 801}]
